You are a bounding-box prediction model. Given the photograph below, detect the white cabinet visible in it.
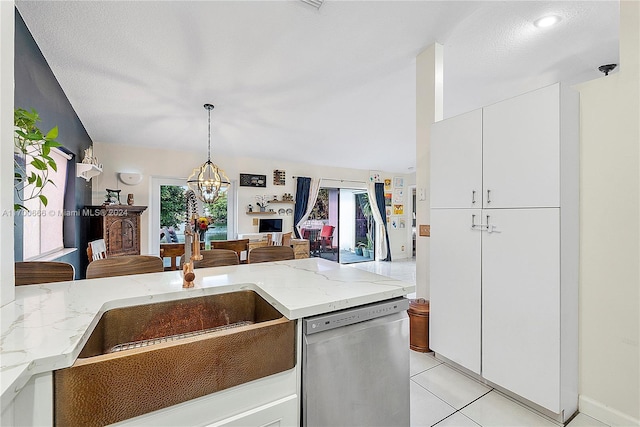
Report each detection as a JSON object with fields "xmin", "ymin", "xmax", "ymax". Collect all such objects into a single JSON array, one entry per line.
[
  {"xmin": 430, "ymin": 209, "xmax": 482, "ymax": 374},
  {"xmin": 429, "ymin": 83, "xmax": 578, "ymax": 422},
  {"xmin": 482, "ymin": 208, "xmax": 561, "ymax": 412},
  {"xmin": 431, "ymin": 84, "xmax": 562, "ymax": 209},
  {"xmin": 431, "ymin": 109, "xmax": 483, "ymax": 208},
  {"xmin": 483, "ymin": 85, "xmax": 560, "ymax": 208}
]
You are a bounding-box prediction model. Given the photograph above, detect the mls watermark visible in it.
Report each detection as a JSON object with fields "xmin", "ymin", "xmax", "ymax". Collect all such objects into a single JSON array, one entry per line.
[{"xmin": 2, "ymin": 208, "xmax": 129, "ymax": 217}]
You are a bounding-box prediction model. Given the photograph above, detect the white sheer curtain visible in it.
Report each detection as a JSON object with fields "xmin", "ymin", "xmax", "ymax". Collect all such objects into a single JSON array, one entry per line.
[
  {"xmin": 367, "ymin": 181, "xmax": 389, "ymax": 261},
  {"xmin": 295, "ymin": 178, "xmax": 322, "ymax": 237}
]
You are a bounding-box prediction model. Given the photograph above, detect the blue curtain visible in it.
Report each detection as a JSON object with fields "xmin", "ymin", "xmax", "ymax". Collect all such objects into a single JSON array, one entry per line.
[
  {"xmin": 375, "ymin": 182, "xmax": 392, "ymax": 261},
  {"xmin": 293, "ymin": 177, "xmax": 311, "ymax": 238}
]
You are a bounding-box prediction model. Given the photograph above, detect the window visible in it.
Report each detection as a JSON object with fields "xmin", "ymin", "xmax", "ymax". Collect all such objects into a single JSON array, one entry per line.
[{"xmin": 22, "ymin": 148, "xmax": 71, "ymax": 260}]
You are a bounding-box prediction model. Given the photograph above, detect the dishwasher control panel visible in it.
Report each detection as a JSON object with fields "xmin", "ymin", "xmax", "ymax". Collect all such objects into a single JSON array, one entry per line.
[{"xmin": 303, "ymin": 297, "xmax": 409, "ymax": 335}]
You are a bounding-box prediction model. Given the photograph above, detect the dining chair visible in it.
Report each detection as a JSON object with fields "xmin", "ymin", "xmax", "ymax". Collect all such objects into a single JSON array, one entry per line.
[
  {"xmin": 248, "ymin": 246, "xmax": 295, "ymax": 264},
  {"xmin": 281, "ymin": 232, "xmax": 292, "ymax": 247},
  {"xmin": 211, "ymin": 239, "xmax": 250, "ymax": 264},
  {"xmin": 14, "ymin": 261, "xmax": 75, "ymax": 285},
  {"xmin": 318, "ymin": 225, "xmax": 335, "ymax": 254},
  {"xmin": 86, "ymin": 255, "xmax": 164, "ymax": 279},
  {"xmin": 87, "ymin": 238, "xmax": 107, "ymax": 262},
  {"xmin": 179, "ymin": 249, "xmax": 239, "ymax": 269}
]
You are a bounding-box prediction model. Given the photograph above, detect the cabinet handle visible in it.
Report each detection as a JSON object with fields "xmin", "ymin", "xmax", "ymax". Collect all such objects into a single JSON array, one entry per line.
[
  {"xmin": 471, "ymin": 214, "xmax": 476, "ymax": 228},
  {"xmin": 472, "ymin": 190, "xmax": 476, "ymax": 204},
  {"xmin": 486, "ymin": 189, "xmax": 491, "ymax": 204}
]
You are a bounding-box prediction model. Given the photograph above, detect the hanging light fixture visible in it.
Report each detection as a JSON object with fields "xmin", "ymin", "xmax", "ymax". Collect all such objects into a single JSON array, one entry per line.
[{"xmin": 187, "ymin": 103, "xmax": 230, "ymax": 204}]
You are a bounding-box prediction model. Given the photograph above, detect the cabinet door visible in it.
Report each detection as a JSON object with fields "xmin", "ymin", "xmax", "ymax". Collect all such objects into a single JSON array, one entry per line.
[
  {"xmin": 430, "ymin": 208, "xmax": 482, "ymax": 374},
  {"xmin": 431, "ymin": 109, "xmax": 483, "ymax": 208},
  {"xmin": 483, "ymin": 84, "xmax": 560, "ymax": 208},
  {"xmin": 482, "ymin": 208, "xmax": 560, "ymax": 412}
]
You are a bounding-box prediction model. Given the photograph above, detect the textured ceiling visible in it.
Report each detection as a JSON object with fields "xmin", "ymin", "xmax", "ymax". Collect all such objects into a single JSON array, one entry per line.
[{"xmin": 16, "ymin": 1, "xmax": 619, "ymax": 173}]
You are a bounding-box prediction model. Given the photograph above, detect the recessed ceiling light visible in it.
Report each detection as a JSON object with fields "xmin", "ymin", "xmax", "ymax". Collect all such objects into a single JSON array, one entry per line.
[{"xmin": 534, "ymin": 15, "xmax": 562, "ymax": 28}]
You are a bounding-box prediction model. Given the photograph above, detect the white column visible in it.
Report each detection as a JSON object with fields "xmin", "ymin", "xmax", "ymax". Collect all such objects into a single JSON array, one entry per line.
[
  {"xmin": 415, "ymin": 43, "xmax": 443, "ymax": 298},
  {"xmin": 0, "ymin": 1, "xmax": 15, "ymax": 307}
]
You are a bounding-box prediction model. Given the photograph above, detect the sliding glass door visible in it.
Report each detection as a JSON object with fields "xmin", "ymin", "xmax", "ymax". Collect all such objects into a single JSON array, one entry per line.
[{"xmin": 303, "ymin": 186, "xmax": 374, "ymax": 264}]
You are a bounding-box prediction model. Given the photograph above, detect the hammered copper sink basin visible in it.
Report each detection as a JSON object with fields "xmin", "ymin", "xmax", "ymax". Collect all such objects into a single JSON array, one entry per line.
[{"xmin": 54, "ymin": 290, "xmax": 295, "ymax": 426}]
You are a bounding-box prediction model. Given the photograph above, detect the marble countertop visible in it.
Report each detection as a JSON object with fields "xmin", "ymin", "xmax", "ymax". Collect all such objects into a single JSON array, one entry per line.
[{"xmin": 1, "ymin": 258, "xmax": 414, "ymax": 410}]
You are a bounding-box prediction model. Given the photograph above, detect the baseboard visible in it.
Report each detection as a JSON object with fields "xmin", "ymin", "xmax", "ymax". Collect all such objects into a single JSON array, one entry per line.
[{"xmin": 579, "ymin": 395, "xmax": 640, "ymax": 426}]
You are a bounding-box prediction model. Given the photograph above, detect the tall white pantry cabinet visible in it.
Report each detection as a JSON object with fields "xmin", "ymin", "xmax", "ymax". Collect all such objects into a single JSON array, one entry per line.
[{"xmin": 429, "ymin": 83, "xmax": 579, "ymax": 422}]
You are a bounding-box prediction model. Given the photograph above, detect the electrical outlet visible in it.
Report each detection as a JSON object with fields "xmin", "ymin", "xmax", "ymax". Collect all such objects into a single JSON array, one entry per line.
[
  {"xmin": 401, "ymin": 245, "xmax": 405, "ymax": 251},
  {"xmin": 253, "ymin": 218, "xmax": 259, "ymax": 226}
]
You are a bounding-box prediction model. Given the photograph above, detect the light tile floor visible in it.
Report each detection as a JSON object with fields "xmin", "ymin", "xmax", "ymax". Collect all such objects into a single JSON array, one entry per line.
[{"xmin": 348, "ymin": 259, "xmax": 610, "ymax": 427}]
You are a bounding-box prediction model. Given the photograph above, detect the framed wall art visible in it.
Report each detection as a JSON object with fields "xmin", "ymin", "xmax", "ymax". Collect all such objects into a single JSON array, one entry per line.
[
  {"xmin": 239, "ymin": 173, "xmax": 267, "ymax": 187},
  {"xmin": 273, "ymin": 170, "xmax": 286, "ymax": 185}
]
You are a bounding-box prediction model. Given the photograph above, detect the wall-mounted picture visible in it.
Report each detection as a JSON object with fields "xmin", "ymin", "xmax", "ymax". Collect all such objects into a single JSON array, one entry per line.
[
  {"xmin": 393, "ymin": 189, "xmax": 404, "ymax": 203},
  {"xmin": 391, "ymin": 216, "xmax": 398, "ymax": 229},
  {"xmin": 399, "ymin": 218, "xmax": 406, "ymax": 229},
  {"xmin": 369, "ymin": 170, "xmax": 382, "ymax": 183},
  {"xmin": 384, "ymin": 178, "xmax": 392, "ymax": 191},
  {"xmin": 386, "ymin": 207, "xmax": 392, "ymax": 218},
  {"xmin": 394, "ymin": 176, "xmax": 404, "ymax": 188},
  {"xmin": 384, "ymin": 192, "xmax": 392, "ymax": 206},
  {"xmin": 240, "ymin": 173, "xmax": 267, "ymax": 187},
  {"xmin": 273, "ymin": 170, "xmax": 286, "ymax": 185},
  {"xmin": 393, "ymin": 204, "xmax": 404, "ymax": 215}
]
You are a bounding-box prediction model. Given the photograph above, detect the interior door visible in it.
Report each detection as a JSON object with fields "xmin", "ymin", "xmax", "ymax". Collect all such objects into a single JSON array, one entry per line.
[
  {"xmin": 430, "ymin": 208, "xmax": 482, "ymax": 374},
  {"xmin": 430, "ymin": 109, "xmax": 483, "ymax": 208},
  {"xmin": 481, "ymin": 208, "xmax": 560, "ymax": 412},
  {"xmin": 482, "ymin": 84, "xmax": 560, "ymax": 208}
]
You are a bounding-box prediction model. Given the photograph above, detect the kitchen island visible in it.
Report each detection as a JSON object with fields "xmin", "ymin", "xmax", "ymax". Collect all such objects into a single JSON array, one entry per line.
[{"xmin": 1, "ymin": 258, "xmax": 414, "ymax": 426}]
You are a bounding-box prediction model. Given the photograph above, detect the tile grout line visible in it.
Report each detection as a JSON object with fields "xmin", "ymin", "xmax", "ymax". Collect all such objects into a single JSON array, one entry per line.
[{"xmin": 429, "ymin": 388, "xmax": 494, "ymax": 427}]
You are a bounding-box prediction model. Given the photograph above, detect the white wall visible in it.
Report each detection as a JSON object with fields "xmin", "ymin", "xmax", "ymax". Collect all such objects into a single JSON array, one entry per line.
[
  {"xmin": 93, "ymin": 142, "xmax": 411, "ymax": 258},
  {"xmin": 575, "ymin": 1, "xmax": 639, "ymax": 424},
  {"xmin": 0, "ymin": 2, "xmax": 15, "ymax": 307}
]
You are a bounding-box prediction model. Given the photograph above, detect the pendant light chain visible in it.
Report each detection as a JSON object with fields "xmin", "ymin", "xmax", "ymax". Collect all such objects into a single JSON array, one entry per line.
[{"xmin": 207, "ymin": 106, "xmax": 211, "ymax": 162}]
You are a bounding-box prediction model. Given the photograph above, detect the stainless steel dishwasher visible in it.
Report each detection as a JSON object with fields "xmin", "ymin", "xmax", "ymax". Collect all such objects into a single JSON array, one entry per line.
[{"xmin": 302, "ymin": 297, "xmax": 410, "ymax": 427}]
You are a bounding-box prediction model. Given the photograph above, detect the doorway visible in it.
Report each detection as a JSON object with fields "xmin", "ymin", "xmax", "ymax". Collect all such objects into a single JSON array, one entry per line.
[{"xmin": 302, "ymin": 186, "xmax": 374, "ymax": 264}]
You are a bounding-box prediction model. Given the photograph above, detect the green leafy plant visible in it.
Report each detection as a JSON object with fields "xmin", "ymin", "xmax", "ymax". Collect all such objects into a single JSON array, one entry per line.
[{"xmin": 14, "ymin": 108, "xmax": 61, "ymax": 211}]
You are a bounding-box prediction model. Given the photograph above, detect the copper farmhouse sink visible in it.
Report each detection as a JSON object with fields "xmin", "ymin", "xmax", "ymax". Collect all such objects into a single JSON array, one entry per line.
[{"xmin": 54, "ymin": 290, "xmax": 295, "ymax": 426}]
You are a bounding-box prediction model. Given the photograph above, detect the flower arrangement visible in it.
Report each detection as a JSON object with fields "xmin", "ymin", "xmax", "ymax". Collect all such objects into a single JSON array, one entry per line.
[
  {"xmin": 192, "ymin": 216, "xmax": 214, "ymax": 231},
  {"xmin": 255, "ymin": 195, "xmax": 270, "ymax": 211}
]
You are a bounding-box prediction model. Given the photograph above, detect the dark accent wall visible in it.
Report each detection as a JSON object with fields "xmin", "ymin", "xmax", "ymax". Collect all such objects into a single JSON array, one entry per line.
[{"xmin": 14, "ymin": 10, "xmax": 93, "ymax": 278}]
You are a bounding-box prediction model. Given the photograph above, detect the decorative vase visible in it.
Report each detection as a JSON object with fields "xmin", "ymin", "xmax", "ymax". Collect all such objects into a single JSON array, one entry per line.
[
  {"xmin": 260, "ymin": 206, "xmax": 266, "ymax": 212},
  {"xmin": 127, "ymin": 193, "xmax": 134, "ymax": 205},
  {"xmin": 355, "ymin": 247, "xmax": 363, "ymax": 256}
]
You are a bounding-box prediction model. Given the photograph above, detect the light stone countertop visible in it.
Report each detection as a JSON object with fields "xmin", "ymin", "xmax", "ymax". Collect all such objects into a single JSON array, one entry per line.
[{"xmin": 0, "ymin": 258, "xmax": 414, "ymax": 411}]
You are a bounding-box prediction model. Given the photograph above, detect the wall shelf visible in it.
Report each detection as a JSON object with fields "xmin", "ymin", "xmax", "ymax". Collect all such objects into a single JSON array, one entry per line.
[
  {"xmin": 76, "ymin": 163, "xmax": 103, "ymax": 181},
  {"xmin": 269, "ymin": 200, "xmax": 295, "ymax": 204},
  {"xmin": 246, "ymin": 211, "xmax": 277, "ymax": 215}
]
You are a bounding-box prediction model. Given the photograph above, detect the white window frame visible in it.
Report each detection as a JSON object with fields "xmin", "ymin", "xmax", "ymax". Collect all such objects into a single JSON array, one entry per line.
[
  {"xmin": 22, "ymin": 147, "xmax": 72, "ymax": 260},
  {"xmin": 149, "ymin": 176, "xmax": 237, "ymax": 256}
]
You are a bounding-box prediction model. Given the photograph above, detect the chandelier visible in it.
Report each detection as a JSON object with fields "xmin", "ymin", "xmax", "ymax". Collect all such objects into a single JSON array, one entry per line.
[{"xmin": 187, "ymin": 103, "xmax": 230, "ymax": 204}]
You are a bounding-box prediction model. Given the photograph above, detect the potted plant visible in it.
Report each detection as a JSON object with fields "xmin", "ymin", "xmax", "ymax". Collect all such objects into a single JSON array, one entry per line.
[
  {"xmin": 365, "ymin": 233, "xmax": 374, "ymax": 258},
  {"xmin": 355, "ymin": 242, "xmax": 365, "ymax": 256},
  {"xmin": 14, "ymin": 108, "xmax": 61, "ymax": 211}
]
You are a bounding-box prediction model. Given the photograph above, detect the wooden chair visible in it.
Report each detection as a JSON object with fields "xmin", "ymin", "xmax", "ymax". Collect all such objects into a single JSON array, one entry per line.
[
  {"xmin": 86, "ymin": 255, "xmax": 164, "ymax": 279},
  {"xmin": 87, "ymin": 239, "xmax": 107, "ymax": 262},
  {"xmin": 281, "ymin": 232, "xmax": 292, "ymax": 247},
  {"xmin": 15, "ymin": 261, "xmax": 75, "ymax": 285},
  {"xmin": 248, "ymin": 246, "xmax": 295, "ymax": 264},
  {"xmin": 211, "ymin": 239, "xmax": 250, "ymax": 264},
  {"xmin": 179, "ymin": 249, "xmax": 240, "ymax": 269}
]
